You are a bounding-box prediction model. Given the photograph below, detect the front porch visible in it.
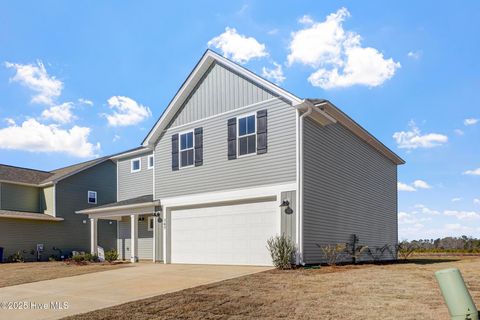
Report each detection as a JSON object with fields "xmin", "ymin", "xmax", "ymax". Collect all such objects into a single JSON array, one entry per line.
[{"xmin": 77, "ymin": 195, "xmax": 163, "ymax": 263}]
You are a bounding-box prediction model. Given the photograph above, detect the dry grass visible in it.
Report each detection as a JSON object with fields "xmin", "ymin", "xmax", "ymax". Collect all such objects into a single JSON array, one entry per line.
[
  {"xmin": 65, "ymin": 257, "xmax": 480, "ymax": 320},
  {"xmin": 0, "ymin": 261, "xmax": 129, "ymax": 288}
]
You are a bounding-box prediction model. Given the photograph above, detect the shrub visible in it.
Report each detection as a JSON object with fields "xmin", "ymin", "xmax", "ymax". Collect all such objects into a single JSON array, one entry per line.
[
  {"xmin": 104, "ymin": 249, "xmax": 119, "ymax": 263},
  {"xmin": 318, "ymin": 244, "xmax": 346, "ymax": 266},
  {"xmin": 397, "ymin": 240, "xmax": 417, "ymax": 261},
  {"xmin": 70, "ymin": 253, "xmax": 99, "ymax": 265},
  {"xmin": 267, "ymin": 234, "xmax": 296, "ymax": 269},
  {"xmin": 7, "ymin": 251, "xmax": 25, "ymax": 263}
]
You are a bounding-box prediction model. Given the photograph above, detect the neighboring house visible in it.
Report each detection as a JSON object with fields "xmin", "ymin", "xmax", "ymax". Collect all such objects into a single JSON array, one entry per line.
[
  {"xmin": 0, "ymin": 159, "xmax": 117, "ymax": 261},
  {"xmin": 77, "ymin": 50, "xmax": 405, "ymax": 266}
]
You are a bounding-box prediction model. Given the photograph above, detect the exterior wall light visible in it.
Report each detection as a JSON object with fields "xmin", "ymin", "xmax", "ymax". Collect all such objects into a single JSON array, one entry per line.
[
  {"xmin": 280, "ymin": 200, "xmax": 293, "ymax": 215},
  {"xmin": 153, "ymin": 210, "xmax": 163, "ymax": 223}
]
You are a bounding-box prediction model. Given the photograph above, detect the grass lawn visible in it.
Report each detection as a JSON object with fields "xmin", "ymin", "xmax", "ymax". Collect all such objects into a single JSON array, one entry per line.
[
  {"xmin": 0, "ymin": 261, "xmax": 129, "ymax": 288},
  {"xmin": 64, "ymin": 256, "xmax": 480, "ymax": 320}
]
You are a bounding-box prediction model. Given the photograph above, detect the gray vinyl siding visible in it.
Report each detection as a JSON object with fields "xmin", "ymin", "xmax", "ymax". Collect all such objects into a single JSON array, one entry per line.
[
  {"xmin": 169, "ymin": 62, "xmax": 275, "ymax": 128},
  {"xmin": 280, "ymin": 190, "xmax": 296, "ymax": 242},
  {"xmin": 302, "ymin": 118, "xmax": 398, "ymax": 264},
  {"xmin": 56, "ymin": 160, "xmax": 118, "ymax": 253},
  {"xmin": 117, "ymin": 215, "xmax": 153, "ymax": 260},
  {"xmin": 40, "ymin": 185, "xmax": 54, "ymax": 215},
  {"xmin": 117, "ymin": 153, "xmax": 153, "ymax": 201},
  {"xmin": 155, "ymin": 98, "xmax": 297, "ymax": 198},
  {"xmin": 0, "ymin": 160, "xmax": 118, "ymax": 262},
  {"xmin": 0, "ymin": 182, "xmax": 40, "ymax": 212}
]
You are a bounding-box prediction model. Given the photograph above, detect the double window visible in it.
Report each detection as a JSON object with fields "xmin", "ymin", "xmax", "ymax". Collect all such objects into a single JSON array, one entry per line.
[
  {"xmin": 180, "ymin": 131, "xmax": 194, "ymax": 167},
  {"xmin": 238, "ymin": 114, "xmax": 256, "ymax": 156},
  {"xmin": 87, "ymin": 191, "xmax": 97, "ymax": 204}
]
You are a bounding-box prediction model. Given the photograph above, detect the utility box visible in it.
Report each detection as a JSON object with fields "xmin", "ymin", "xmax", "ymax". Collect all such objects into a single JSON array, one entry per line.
[{"xmin": 435, "ymin": 268, "xmax": 478, "ymax": 320}]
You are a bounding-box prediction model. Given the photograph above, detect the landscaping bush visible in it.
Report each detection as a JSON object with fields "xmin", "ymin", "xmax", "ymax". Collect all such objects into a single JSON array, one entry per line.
[
  {"xmin": 70, "ymin": 253, "xmax": 100, "ymax": 265},
  {"xmin": 267, "ymin": 234, "xmax": 296, "ymax": 269},
  {"xmin": 7, "ymin": 251, "xmax": 25, "ymax": 263},
  {"xmin": 104, "ymin": 249, "xmax": 119, "ymax": 263},
  {"xmin": 317, "ymin": 244, "xmax": 346, "ymax": 266}
]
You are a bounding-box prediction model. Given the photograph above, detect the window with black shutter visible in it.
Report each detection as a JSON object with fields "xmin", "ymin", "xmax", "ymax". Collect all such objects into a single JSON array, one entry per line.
[
  {"xmin": 179, "ymin": 131, "xmax": 194, "ymax": 167},
  {"xmin": 237, "ymin": 114, "xmax": 256, "ymax": 156}
]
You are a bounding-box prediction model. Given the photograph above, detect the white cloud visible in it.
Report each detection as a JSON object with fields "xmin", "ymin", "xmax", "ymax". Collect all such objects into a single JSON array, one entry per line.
[
  {"xmin": 474, "ymin": 199, "xmax": 480, "ymax": 205},
  {"xmin": 78, "ymin": 98, "xmax": 93, "ymax": 106},
  {"xmin": 104, "ymin": 96, "xmax": 151, "ymax": 127},
  {"xmin": 5, "ymin": 61, "xmax": 63, "ymax": 105},
  {"xmin": 444, "ymin": 223, "xmax": 477, "ymax": 233},
  {"xmin": 261, "ymin": 62, "xmax": 286, "ymax": 84},
  {"xmin": 412, "ymin": 180, "xmax": 432, "ymax": 189},
  {"xmin": 287, "ymin": 8, "xmax": 400, "ymax": 89},
  {"xmin": 407, "ymin": 50, "xmax": 422, "ymax": 60},
  {"xmin": 454, "ymin": 129, "xmax": 464, "ymax": 136},
  {"xmin": 451, "ymin": 197, "xmax": 462, "ymax": 202},
  {"xmin": 0, "ymin": 118, "xmax": 99, "ymax": 157},
  {"xmin": 464, "ymin": 118, "xmax": 479, "ymax": 126},
  {"xmin": 5, "ymin": 118, "xmax": 15, "ymax": 126},
  {"xmin": 393, "ymin": 121, "xmax": 448, "ymax": 149},
  {"xmin": 113, "ymin": 134, "xmax": 120, "ymax": 142},
  {"xmin": 414, "ymin": 204, "xmax": 440, "ymax": 216},
  {"xmin": 398, "ymin": 182, "xmax": 416, "ymax": 192},
  {"xmin": 41, "ymin": 102, "xmax": 75, "ymax": 124},
  {"xmin": 444, "ymin": 210, "xmax": 480, "ymax": 220},
  {"xmin": 463, "ymin": 168, "xmax": 480, "ymax": 176},
  {"xmin": 398, "ymin": 211, "xmax": 431, "ymax": 225},
  {"xmin": 208, "ymin": 27, "xmax": 268, "ymax": 64}
]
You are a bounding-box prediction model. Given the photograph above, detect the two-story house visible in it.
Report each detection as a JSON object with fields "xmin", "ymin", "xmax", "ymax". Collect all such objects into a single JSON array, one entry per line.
[
  {"xmin": 0, "ymin": 158, "xmax": 117, "ymax": 261},
  {"xmin": 77, "ymin": 50, "xmax": 405, "ymax": 266}
]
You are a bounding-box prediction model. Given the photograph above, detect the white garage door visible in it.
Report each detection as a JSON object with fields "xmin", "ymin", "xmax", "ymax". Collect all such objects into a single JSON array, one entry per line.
[{"xmin": 171, "ymin": 200, "xmax": 279, "ymax": 266}]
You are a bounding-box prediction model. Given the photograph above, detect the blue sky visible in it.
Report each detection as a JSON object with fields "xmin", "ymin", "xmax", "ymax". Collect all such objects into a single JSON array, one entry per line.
[{"xmin": 0, "ymin": 1, "xmax": 479, "ymax": 240}]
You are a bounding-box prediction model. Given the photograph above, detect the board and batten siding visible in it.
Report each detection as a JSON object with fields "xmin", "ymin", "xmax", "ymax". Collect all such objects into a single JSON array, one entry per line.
[
  {"xmin": 302, "ymin": 118, "xmax": 398, "ymax": 264},
  {"xmin": 155, "ymin": 98, "xmax": 297, "ymax": 199},
  {"xmin": 0, "ymin": 182, "xmax": 40, "ymax": 212},
  {"xmin": 168, "ymin": 62, "xmax": 275, "ymax": 128},
  {"xmin": 117, "ymin": 153, "xmax": 153, "ymax": 201},
  {"xmin": 117, "ymin": 216, "xmax": 153, "ymax": 260}
]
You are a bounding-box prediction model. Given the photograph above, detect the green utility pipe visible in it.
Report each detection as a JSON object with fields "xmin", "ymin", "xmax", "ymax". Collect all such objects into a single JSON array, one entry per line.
[{"xmin": 435, "ymin": 268, "xmax": 478, "ymax": 320}]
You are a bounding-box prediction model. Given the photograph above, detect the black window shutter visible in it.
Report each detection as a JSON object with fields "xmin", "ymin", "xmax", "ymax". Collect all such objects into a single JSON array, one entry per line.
[
  {"xmin": 194, "ymin": 127, "xmax": 203, "ymax": 166},
  {"xmin": 227, "ymin": 117, "xmax": 237, "ymax": 160},
  {"xmin": 257, "ymin": 109, "xmax": 267, "ymax": 154},
  {"xmin": 171, "ymin": 134, "xmax": 179, "ymax": 171}
]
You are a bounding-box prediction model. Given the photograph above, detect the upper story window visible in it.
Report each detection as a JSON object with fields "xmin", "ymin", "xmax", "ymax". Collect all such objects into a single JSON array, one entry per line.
[
  {"xmin": 131, "ymin": 158, "xmax": 141, "ymax": 173},
  {"xmin": 87, "ymin": 191, "xmax": 97, "ymax": 204},
  {"xmin": 238, "ymin": 114, "xmax": 256, "ymax": 156},
  {"xmin": 179, "ymin": 131, "xmax": 194, "ymax": 167},
  {"xmin": 147, "ymin": 154, "xmax": 154, "ymax": 169}
]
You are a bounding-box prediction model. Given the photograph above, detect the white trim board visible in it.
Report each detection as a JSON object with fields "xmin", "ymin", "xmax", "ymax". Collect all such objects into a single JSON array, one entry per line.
[{"xmin": 161, "ymin": 182, "xmax": 297, "ymax": 208}]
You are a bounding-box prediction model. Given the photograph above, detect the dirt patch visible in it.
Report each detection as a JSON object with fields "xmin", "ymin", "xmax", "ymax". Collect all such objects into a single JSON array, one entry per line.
[
  {"xmin": 0, "ymin": 261, "xmax": 130, "ymax": 288},
  {"xmin": 64, "ymin": 257, "xmax": 480, "ymax": 320}
]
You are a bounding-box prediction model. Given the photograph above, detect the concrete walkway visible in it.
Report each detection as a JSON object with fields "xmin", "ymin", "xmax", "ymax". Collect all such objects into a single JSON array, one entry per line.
[{"xmin": 0, "ymin": 263, "xmax": 270, "ymax": 320}]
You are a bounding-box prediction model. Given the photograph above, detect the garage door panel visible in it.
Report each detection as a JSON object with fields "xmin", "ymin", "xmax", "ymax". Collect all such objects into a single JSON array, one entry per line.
[{"xmin": 171, "ymin": 200, "xmax": 278, "ymax": 266}]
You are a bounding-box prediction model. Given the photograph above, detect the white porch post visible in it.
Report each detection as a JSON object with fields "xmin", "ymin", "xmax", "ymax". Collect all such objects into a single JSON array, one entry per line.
[
  {"xmin": 130, "ymin": 214, "xmax": 138, "ymax": 263},
  {"xmin": 90, "ymin": 218, "xmax": 98, "ymax": 255},
  {"xmin": 152, "ymin": 215, "xmax": 157, "ymax": 262}
]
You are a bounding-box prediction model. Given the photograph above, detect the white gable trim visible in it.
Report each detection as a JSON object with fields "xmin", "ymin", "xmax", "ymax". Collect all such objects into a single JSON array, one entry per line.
[{"xmin": 142, "ymin": 50, "xmax": 302, "ymax": 147}]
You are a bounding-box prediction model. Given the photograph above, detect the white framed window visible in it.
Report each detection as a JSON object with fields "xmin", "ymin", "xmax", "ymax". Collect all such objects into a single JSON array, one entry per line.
[
  {"xmin": 148, "ymin": 216, "xmax": 155, "ymax": 231},
  {"xmin": 147, "ymin": 154, "xmax": 154, "ymax": 169},
  {"xmin": 131, "ymin": 158, "xmax": 141, "ymax": 173},
  {"xmin": 237, "ymin": 113, "xmax": 256, "ymax": 156},
  {"xmin": 179, "ymin": 130, "xmax": 194, "ymax": 167},
  {"xmin": 87, "ymin": 191, "xmax": 97, "ymax": 204}
]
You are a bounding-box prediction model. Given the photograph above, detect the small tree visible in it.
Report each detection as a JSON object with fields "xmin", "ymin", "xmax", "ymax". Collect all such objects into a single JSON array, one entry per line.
[
  {"xmin": 267, "ymin": 234, "xmax": 296, "ymax": 269},
  {"xmin": 397, "ymin": 240, "xmax": 417, "ymax": 261},
  {"xmin": 317, "ymin": 244, "xmax": 346, "ymax": 266}
]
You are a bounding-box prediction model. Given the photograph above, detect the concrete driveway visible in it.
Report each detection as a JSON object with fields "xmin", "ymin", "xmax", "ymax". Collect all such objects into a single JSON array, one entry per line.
[{"xmin": 0, "ymin": 263, "xmax": 271, "ymax": 320}]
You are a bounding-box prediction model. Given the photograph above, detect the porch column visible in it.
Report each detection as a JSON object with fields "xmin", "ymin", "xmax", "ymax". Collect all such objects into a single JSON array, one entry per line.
[
  {"xmin": 130, "ymin": 214, "xmax": 138, "ymax": 263},
  {"xmin": 90, "ymin": 218, "xmax": 98, "ymax": 255}
]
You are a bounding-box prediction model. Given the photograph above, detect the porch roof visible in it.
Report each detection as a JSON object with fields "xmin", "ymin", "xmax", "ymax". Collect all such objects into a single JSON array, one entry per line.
[
  {"xmin": 76, "ymin": 194, "xmax": 159, "ymax": 216},
  {"xmin": 0, "ymin": 209, "xmax": 64, "ymax": 221}
]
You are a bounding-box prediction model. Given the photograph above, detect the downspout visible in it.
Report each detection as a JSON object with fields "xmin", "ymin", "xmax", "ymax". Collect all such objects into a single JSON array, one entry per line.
[{"xmin": 294, "ymin": 102, "xmax": 313, "ymax": 265}]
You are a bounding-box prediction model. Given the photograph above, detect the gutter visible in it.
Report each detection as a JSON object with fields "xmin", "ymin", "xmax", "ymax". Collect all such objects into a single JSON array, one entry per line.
[{"xmin": 76, "ymin": 200, "xmax": 161, "ymax": 215}]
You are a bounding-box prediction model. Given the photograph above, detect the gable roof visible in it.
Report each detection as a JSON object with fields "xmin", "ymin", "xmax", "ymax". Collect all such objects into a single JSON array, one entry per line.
[
  {"xmin": 0, "ymin": 157, "xmax": 112, "ymax": 186},
  {"xmin": 0, "ymin": 164, "xmax": 53, "ymax": 185},
  {"xmin": 142, "ymin": 49, "xmax": 302, "ymax": 147}
]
